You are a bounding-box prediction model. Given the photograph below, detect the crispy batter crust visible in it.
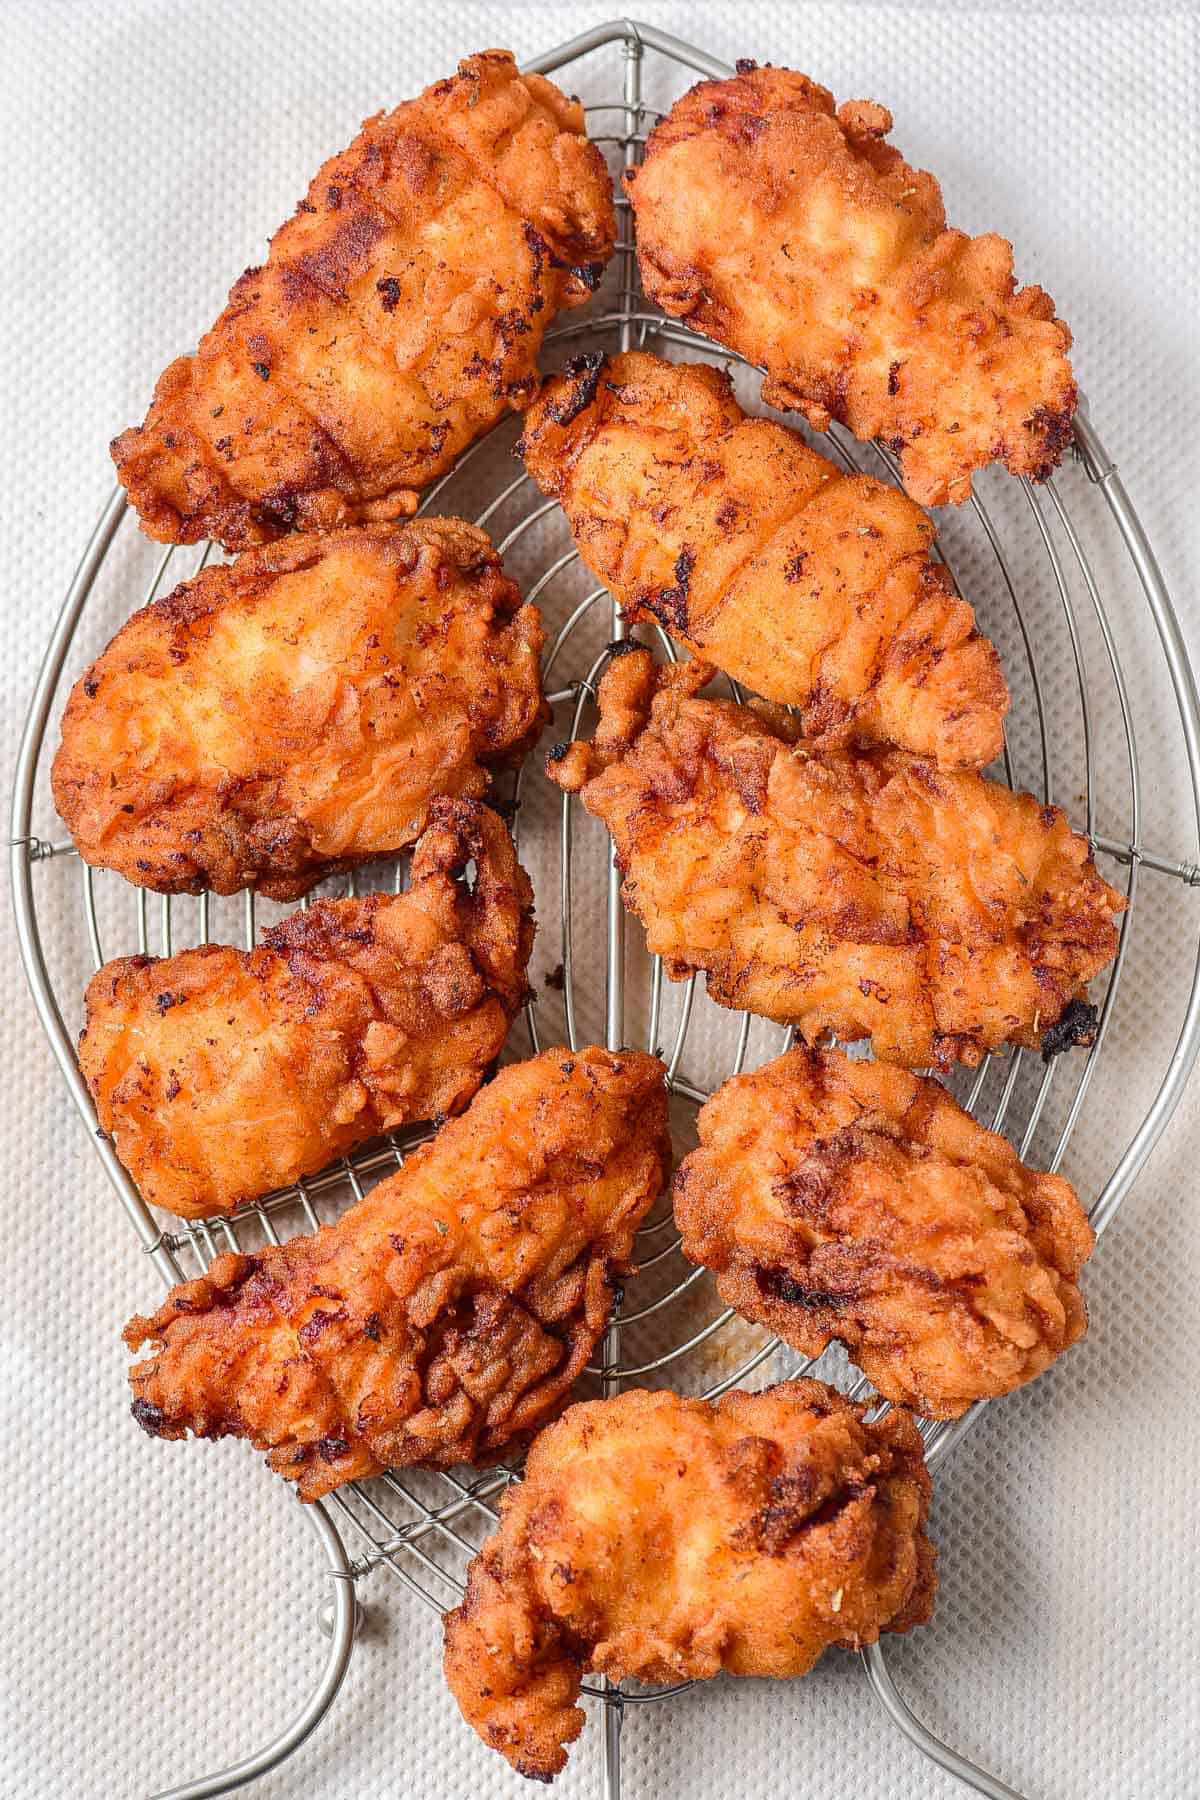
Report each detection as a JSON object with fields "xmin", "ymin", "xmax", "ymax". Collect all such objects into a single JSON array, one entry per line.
[
  {"xmin": 443, "ymin": 1380, "xmax": 935, "ymax": 1779},
  {"xmin": 124, "ymin": 1047, "xmax": 670, "ymax": 1495},
  {"xmin": 628, "ymin": 63, "xmax": 1076, "ymax": 506},
  {"xmin": 675, "ymin": 1045, "xmax": 1094, "ymax": 1416},
  {"xmin": 547, "ymin": 651, "xmax": 1123, "ymax": 1068},
  {"xmin": 112, "ymin": 51, "xmax": 616, "ymax": 547},
  {"xmin": 52, "ymin": 519, "xmax": 547, "ymax": 899},
  {"xmin": 519, "ymin": 350, "xmax": 1008, "ymax": 766},
  {"xmin": 81, "ymin": 800, "xmax": 532, "ymax": 1216}
]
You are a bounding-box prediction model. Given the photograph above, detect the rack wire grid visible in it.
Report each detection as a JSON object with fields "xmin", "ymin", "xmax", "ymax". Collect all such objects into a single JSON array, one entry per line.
[{"xmin": 11, "ymin": 18, "xmax": 1200, "ymax": 1800}]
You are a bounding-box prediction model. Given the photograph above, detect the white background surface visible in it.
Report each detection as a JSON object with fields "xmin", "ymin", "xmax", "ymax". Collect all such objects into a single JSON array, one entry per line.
[{"xmin": 2, "ymin": 3, "xmax": 1199, "ymax": 1796}]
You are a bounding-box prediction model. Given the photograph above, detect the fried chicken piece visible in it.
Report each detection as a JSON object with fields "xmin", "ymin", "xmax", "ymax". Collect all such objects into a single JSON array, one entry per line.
[
  {"xmin": 627, "ymin": 62, "xmax": 1076, "ymax": 507},
  {"xmin": 519, "ymin": 350, "xmax": 1007, "ymax": 766},
  {"xmin": 125, "ymin": 1047, "xmax": 670, "ymax": 1495},
  {"xmin": 675, "ymin": 1045, "xmax": 1094, "ymax": 1417},
  {"xmin": 81, "ymin": 801, "xmax": 532, "ymax": 1217},
  {"xmin": 52, "ymin": 519, "xmax": 546, "ymax": 900},
  {"xmin": 112, "ymin": 51, "xmax": 616, "ymax": 548},
  {"xmin": 443, "ymin": 1379, "xmax": 935, "ymax": 1779},
  {"xmin": 548, "ymin": 650, "xmax": 1123, "ymax": 1068}
]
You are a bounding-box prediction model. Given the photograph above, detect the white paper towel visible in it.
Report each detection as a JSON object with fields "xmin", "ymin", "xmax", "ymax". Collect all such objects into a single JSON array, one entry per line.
[{"xmin": 2, "ymin": 3, "xmax": 1199, "ymax": 1797}]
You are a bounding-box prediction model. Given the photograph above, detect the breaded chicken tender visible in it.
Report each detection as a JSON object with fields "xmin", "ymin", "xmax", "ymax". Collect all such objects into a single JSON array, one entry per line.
[
  {"xmin": 125, "ymin": 1047, "xmax": 670, "ymax": 1495},
  {"xmin": 548, "ymin": 650, "xmax": 1122, "ymax": 1068},
  {"xmin": 53, "ymin": 519, "xmax": 546, "ymax": 900},
  {"xmin": 519, "ymin": 350, "xmax": 1007, "ymax": 766},
  {"xmin": 443, "ymin": 1380, "xmax": 935, "ymax": 1779},
  {"xmin": 628, "ymin": 62, "xmax": 1076, "ymax": 507},
  {"xmin": 81, "ymin": 801, "xmax": 532, "ymax": 1217},
  {"xmin": 675, "ymin": 1046, "xmax": 1094, "ymax": 1416},
  {"xmin": 112, "ymin": 51, "xmax": 616, "ymax": 548}
]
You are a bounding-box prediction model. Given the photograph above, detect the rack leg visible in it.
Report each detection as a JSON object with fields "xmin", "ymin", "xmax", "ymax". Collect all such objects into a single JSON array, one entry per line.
[
  {"xmin": 148, "ymin": 1501, "xmax": 357, "ymax": 1800},
  {"xmin": 317, "ymin": 1590, "xmax": 365, "ymax": 1641},
  {"xmin": 861, "ymin": 1641, "xmax": 1031, "ymax": 1800},
  {"xmin": 601, "ymin": 1693, "xmax": 625, "ymax": 1800}
]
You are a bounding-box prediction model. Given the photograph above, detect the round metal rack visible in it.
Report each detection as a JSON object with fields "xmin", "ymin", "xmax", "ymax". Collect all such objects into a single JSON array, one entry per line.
[{"xmin": 11, "ymin": 19, "xmax": 1200, "ymax": 1800}]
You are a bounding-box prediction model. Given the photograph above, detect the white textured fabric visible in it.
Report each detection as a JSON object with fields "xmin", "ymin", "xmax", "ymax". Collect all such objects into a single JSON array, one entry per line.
[{"xmin": 2, "ymin": 4, "xmax": 1199, "ymax": 1797}]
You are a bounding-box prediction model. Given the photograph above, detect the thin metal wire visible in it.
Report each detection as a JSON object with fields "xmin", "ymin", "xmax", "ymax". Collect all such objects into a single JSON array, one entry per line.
[
  {"xmin": 599, "ymin": 41, "xmax": 645, "ymax": 1789},
  {"xmin": 9, "ymin": 19, "xmax": 1200, "ymax": 1800}
]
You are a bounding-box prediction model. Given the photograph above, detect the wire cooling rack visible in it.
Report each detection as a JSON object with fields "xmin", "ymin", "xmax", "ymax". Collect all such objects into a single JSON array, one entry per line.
[{"xmin": 11, "ymin": 19, "xmax": 1200, "ymax": 1800}]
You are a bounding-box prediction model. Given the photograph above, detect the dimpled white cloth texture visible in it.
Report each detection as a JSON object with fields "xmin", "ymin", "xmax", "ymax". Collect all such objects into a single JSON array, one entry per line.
[{"xmin": 2, "ymin": 1, "xmax": 1199, "ymax": 1796}]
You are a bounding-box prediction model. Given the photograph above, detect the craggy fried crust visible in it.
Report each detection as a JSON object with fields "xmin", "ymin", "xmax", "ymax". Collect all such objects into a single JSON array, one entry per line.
[
  {"xmin": 81, "ymin": 800, "xmax": 532, "ymax": 1217},
  {"xmin": 675, "ymin": 1045, "xmax": 1095, "ymax": 1417},
  {"xmin": 52, "ymin": 519, "xmax": 547, "ymax": 899},
  {"xmin": 443, "ymin": 1380, "xmax": 935, "ymax": 1779},
  {"xmin": 112, "ymin": 51, "xmax": 616, "ymax": 547},
  {"xmin": 519, "ymin": 350, "xmax": 1008, "ymax": 766},
  {"xmin": 124, "ymin": 1047, "xmax": 670, "ymax": 1495},
  {"xmin": 627, "ymin": 62, "xmax": 1076, "ymax": 506},
  {"xmin": 548, "ymin": 651, "xmax": 1123, "ymax": 1068}
]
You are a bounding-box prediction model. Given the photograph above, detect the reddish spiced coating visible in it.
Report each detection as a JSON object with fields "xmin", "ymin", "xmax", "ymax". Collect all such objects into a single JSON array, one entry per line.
[
  {"xmin": 81, "ymin": 800, "xmax": 532, "ymax": 1217},
  {"xmin": 53, "ymin": 519, "xmax": 546, "ymax": 900},
  {"xmin": 628, "ymin": 63, "xmax": 1076, "ymax": 507},
  {"xmin": 124, "ymin": 1048, "xmax": 670, "ymax": 1496},
  {"xmin": 520, "ymin": 350, "xmax": 1008, "ymax": 767},
  {"xmin": 548, "ymin": 650, "xmax": 1123, "ymax": 1068},
  {"xmin": 112, "ymin": 50, "xmax": 615, "ymax": 547},
  {"xmin": 675, "ymin": 1044, "xmax": 1095, "ymax": 1417},
  {"xmin": 444, "ymin": 1380, "xmax": 935, "ymax": 1779}
]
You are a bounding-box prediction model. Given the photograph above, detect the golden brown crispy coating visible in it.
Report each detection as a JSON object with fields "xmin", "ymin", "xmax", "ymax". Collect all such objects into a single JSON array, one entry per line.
[
  {"xmin": 112, "ymin": 51, "xmax": 616, "ymax": 548},
  {"xmin": 628, "ymin": 63, "xmax": 1076, "ymax": 507},
  {"xmin": 443, "ymin": 1380, "xmax": 935, "ymax": 1779},
  {"xmin": 519, "ymin": 350, "xmax": 1007, "ymax": 766},
  {"xmin": 125, "ymin": 1047, "xmax": 670, "ymax": 1496},
  {"xmin": 675, "ymin": 1045, "xmax": 1094, "ymax": 1417},
  {"xmin": 52, "ymin": 519, "xmax": 546, "ymax": 900},
  {"xmin": 548, "ymin": 650, "xmax": 1123, "ymax": 1068},
  {"xmin": 82, "ymin": 801, "xmax": 532, "ymax": 1217}
]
